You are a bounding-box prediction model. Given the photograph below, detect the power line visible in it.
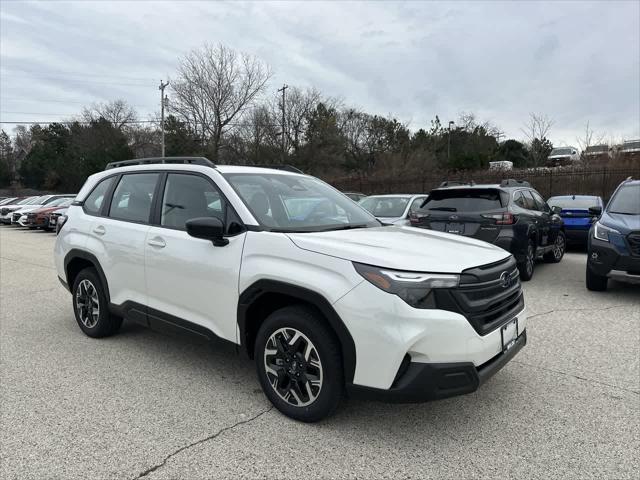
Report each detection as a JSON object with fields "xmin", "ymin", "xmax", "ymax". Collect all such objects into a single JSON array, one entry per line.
[
  {"xmin": 1, "ymin": 68, "xmax": 159, "ymax": 82},
  {"xmin": 1, "ymin": 73, "xmax": 154, "ymax": 88}
]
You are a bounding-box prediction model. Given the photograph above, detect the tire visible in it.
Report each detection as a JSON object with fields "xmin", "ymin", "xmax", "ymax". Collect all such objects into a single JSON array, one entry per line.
[
  {"xmin": 544, "ymin": 231, "xmax": 566, "ymax": 263},
  {"xmin": 71, "ymin": 268, "xmax": 122, "ymax": 338},
  {"xmin": 255, "ymin": 305, "xmax": 343, "ymax": 422},
  {"xmin": 586, "ymin": 265, "xmax": 608, "ymax": 291},
  {"xmin": 518, "ymin": 239, "xmax": 536, "ymax": 281}
]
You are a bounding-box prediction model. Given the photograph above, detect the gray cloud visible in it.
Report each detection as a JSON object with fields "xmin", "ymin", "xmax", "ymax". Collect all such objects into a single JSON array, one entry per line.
[{"xmin": 1, "ymin": 0, "xmax": 638, "ymax": 145}]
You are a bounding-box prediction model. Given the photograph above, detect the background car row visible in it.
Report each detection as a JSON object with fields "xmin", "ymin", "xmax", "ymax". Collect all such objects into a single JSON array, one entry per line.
[
  {"xmin": 353, "ymin": 177, "xmax": 639, "ymax": 290},
  {"xmin": 0, "ymin": 194, "xmax": 75, "ymax": 231}
]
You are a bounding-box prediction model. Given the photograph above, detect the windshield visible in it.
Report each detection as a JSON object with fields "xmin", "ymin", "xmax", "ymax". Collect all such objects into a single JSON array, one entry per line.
[
  {"xmin": 0, "ymin": 198, "xmax": 17, "ymax": 205},
  {"xmin": 222, "ymin": 173, "xmax": 379, "ymax": 232},
  {"xmin": 423, "ymin": 188, "xmax": 504, "ymax": 212},
  {"xmin": 607, "ymin": 184, "xmax": 640, "ymax": 215},
  {"xmin": 548, "ymin": 196, "xmax": 600, "ymax": 209},
  {"xmin": 47, "ymin": 197, "xmax": 73, "ymax": 207},
  {"xmin": 359, "ymin": 196, "xmax": 410, "ymax": 218},
  {"xmin": 26, "ymin": 196, "xmax": 48, "ymax": 205},
  {"xmin": 550, "ymin": 148, "xmax": 573, "ymax": 156}
]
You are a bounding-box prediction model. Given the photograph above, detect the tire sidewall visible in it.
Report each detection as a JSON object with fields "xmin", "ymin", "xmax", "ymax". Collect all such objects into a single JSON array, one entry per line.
[{"xmin": 255, "ymin": 306, "xmax": 343, "ymax": 422}]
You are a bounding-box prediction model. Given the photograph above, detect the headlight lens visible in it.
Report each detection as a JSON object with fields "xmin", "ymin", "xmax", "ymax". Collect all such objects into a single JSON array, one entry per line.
[
  {"xmin": 593, "ymin": 221, "xmax": 620, "ymax": 242},
  {"xmin": 353, "ymin": 262, "xmax": 459, "ymax": 308}
]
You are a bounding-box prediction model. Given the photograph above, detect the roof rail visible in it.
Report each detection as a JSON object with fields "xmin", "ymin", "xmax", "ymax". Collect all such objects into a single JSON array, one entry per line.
[
  {"xmin": 250, "ymin": 164, "xmax": 304, "ymax": 173},
  {"xmin": 438, "ymin": 180, "xmax": 475, "ymax": 188},
  {"xmin": 500, "ymin": 179, "xmax": 531, "ymax": 188},
  {"xmin": 104, "ymin": 156, "xmax": 216, "ymax": 170}
]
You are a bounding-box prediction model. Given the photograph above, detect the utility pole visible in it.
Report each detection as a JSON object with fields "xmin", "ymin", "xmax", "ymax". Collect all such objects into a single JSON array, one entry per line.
[
  {"xmin": 277, "ymin": 84, "xmax": 288, "ymax": 161},
  {"xmin": 447, "ymin": 120, "xmax": 455, "ymax": 163},
  {"xmin": 159, "ymin": 80, "xmax": 169, "ymax": 157}
]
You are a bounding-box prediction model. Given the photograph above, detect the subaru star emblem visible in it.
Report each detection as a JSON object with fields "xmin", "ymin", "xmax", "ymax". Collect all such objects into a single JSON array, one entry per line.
[
  {"xmin": 449, "ymin": 215, "xmax": 459, "ymax": 221},
  {"xmin": 499, "ymin": 271, "xmax": 511, "ymax": 288}
]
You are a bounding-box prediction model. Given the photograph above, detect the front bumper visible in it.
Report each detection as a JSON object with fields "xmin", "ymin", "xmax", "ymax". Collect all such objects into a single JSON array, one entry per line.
[
  {"xmin": 348, "ymin": 330, "xmax": 526, "ymax": 402},
  {"xmin": 333, "ymin": 280, "xmax": 527, "ymax": 391},
  {"xmin": 588, "ymin": 235, "xmax": 640, "ymax": 278}
]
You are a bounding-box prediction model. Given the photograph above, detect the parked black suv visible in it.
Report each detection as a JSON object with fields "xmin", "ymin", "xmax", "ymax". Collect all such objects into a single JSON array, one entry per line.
[
  {"xmin": 410, "ymin": 179, "xmax": 565, "ymax": 280},
  {"xmin": 586, "ymin": 177, "xmax": 640, "ymax": 291}
]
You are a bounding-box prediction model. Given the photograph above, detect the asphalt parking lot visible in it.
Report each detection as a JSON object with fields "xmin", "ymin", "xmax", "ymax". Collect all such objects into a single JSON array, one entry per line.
[{"xmin": 1, "ymin": 226, "xmax": 638, "ymax": 479}]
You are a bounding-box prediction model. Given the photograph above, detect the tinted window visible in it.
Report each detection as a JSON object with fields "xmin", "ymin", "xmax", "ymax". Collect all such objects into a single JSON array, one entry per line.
[
  {"xmin": 513, "ymin": 191, "xmax": 527, "ymax": 208},
  {"xmin": 607, "ymin": 184, "xmax": 640, "ymax": 215},
  {"xmin": 530, "ymin": 191, "xmax": 549, "ymax": 212},
  {"xmin": 360, "ymin": 196, "xmax": 410, "ymax": 217},
  {"xmin": 410, "ymin": 197, "xmax": 427, "ymax": 212},
  {"xmin": 423, "ymin": 189, "xmax": 504, "ymax": 212},
  {"xmin": 109, "ymin": 173, "xmax": 158, "ymax": 223},
  {"xmin": 161, "ymin": 174, "xmax": 226, "ymax": 230},
  {"xmin": 521, "ymin": 191, "xmax": 538, "ymax": 210},
  {"xmin": 84, "ymin": 177, "xmax": 115, "ymax": 215}
]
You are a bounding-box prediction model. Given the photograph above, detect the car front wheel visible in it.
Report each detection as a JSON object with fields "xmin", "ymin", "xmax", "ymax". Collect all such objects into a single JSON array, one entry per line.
[{"xmin": 255, "ymin": 305, "xmax": 343, "ymax": 422}]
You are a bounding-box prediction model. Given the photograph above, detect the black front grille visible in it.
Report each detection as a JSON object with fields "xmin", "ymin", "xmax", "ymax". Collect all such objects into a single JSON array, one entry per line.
[
  {"xmin": 435, "ymin": 256, "xmax": 524, "ymax": 335},
  {"xmin": 627, "ymin": 233, "xmax": 640, "ymax": 256},
  {"xmin": 12, "ymin": 212, "xmax": 21, "ymax": 221}
]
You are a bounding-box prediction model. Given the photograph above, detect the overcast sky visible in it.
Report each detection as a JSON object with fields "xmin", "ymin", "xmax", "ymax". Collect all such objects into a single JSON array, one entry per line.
[{"xmin": 1, "ymin": 0, "xmax": 639, "ymax": 146}]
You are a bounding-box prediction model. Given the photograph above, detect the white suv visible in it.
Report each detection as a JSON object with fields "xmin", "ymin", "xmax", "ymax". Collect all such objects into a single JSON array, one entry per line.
[{"xmin": 54, "ymin": 157, "xmax": 527, "ymax": 422}]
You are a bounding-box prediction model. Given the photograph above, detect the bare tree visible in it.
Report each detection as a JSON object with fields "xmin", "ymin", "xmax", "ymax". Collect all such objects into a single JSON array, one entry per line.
[
  {"xmin": 521, "ymin": 113, "xmax": 554, "ymax": 143},
  {"xmin": 577, "ymin": 121, "xmax": 608, "ymax": 166},
  {"xmin": 82, "ymin": 99, "xmax": 137, "ymax": 130},
  {"xmin": 170, "ymin": 43, "xmax": 273, "ymax": 162}
]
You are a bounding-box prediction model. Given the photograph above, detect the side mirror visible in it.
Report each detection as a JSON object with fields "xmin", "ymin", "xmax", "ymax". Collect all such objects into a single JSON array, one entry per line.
[
  {"xmin": 551, "ymin": 206, "xmax": 562, "ymax": 215},
  {"xmin": 186, "ymin": 217, "xmax": 229, "ymax": 246},
  {"xmin": 588, "ymin": 206, "xmax": 602, "ymax": 216}
]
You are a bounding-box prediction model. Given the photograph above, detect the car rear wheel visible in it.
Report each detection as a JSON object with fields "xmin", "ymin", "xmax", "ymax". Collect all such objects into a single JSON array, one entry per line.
[
  {"xmin": 518, "ymin": 239, "xmax": 536, "ymax": 281},
  {"xmin": 71, "ymin": 268, "xmax": 122, "ymax": 337},
  {"xmin": 544, "ymin": 231, "xmax": 566, "ymax": 263},
  {"xmin": 255, "ymin": 305, "xmax": 343, "ymax": 422},
  {"xmin": 586, "ymin": 265, "xmax": 608, "ymax": 291}
]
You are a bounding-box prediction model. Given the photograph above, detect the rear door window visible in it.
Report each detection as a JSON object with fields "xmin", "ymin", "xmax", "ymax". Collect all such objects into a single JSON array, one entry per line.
[
  {"xmin": 521, "ymin": 191, "xmax": 538, "ymax": 211},
  {"xmin": 423, "ymin": 189, "xmax": 504, "ymax": 212},
  {"xmin": 108, "ymin": 173, "xmax": 159, "ymax": 223},
  {"xmin": 513, "ymin": 191, "xmax": 527, "ymax": 208},
  {"xmin": 530, "ymin": 190, "xmax": 550, "ymax": 212}
]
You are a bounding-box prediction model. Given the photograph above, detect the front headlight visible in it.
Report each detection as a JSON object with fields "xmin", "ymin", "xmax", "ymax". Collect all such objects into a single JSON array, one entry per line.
[
  {"xmin": 593, "ymin": 221, "xmax": 620, "ymax": 242},
  {"xmin": 353, "ymin": 262, "xmax": 459, "ymax": 308}
]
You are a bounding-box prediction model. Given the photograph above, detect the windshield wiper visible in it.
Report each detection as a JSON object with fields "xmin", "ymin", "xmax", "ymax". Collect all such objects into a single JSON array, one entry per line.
[
  {"xmin": 318, "ymin": 224, "xmax": 370, "ymax": 232},
  {"xmin": 428, "ymin": 207, "xmax": 457, "ymax": 212},
  {"xmin": 609, "ymin": 211, "xmax": 636, "ymax": 215}
]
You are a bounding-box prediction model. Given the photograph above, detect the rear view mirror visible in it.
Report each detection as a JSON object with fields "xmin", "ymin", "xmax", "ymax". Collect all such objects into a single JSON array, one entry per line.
[
  {"xmin": 551, "ymin": 206, "xmax": 562, "ymax": 214},
  {"xmin": 186, "ymin": 217, "xmax": 229, "ymax": 246},
  {"xmin": 588, "ymin": 206, "xmax": 602, "ymax": 216}
]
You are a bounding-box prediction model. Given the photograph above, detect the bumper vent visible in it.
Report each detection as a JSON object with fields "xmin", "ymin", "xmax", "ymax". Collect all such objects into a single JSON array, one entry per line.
[{"xmin": 627, "ymin": 233, "xmax": 640, "ymax": 256}]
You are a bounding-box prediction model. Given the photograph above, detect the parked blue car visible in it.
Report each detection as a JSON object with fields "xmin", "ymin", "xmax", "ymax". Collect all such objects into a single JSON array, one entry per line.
[{"xmin": 547, "ymin": 195, "xmax": 604, "ymax": 244}]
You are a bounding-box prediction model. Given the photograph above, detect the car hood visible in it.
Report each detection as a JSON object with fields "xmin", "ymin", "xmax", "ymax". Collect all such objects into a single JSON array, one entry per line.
[
  {"xmin": 602, "ymin": 213, "xmax": 640, "ymax": 233},
  {"xmin": 15, "ymin": 205, "xmax": 44, "ymax": 213},
  {"xmin": 286, "ymin": 226, "xmax": 510, "ymax": 273}
]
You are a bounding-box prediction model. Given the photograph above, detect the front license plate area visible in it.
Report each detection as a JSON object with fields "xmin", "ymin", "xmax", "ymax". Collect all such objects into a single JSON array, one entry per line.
[
  {"xmin": 501, "ymin": 318, "xmax": 518, "ymax": 352},
  {"xmin": 446, "ymin": 223, "xmax": 464, "ymax": 235}
]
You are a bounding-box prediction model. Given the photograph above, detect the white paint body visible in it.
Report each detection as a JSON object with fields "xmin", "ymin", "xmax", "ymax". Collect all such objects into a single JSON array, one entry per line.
[{"xmin": 55, "ymin": 164, "xmax": 526, "ymax": 391}]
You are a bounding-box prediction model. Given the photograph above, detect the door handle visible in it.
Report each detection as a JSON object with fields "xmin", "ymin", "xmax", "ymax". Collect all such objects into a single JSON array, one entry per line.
[
  {"xmin": 147, "ymin": 237, "xmax": 166, "ymax": 248},
  {"xmin": 92, "ymin": 225, "xmax": 106, "ymax": 236}
]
